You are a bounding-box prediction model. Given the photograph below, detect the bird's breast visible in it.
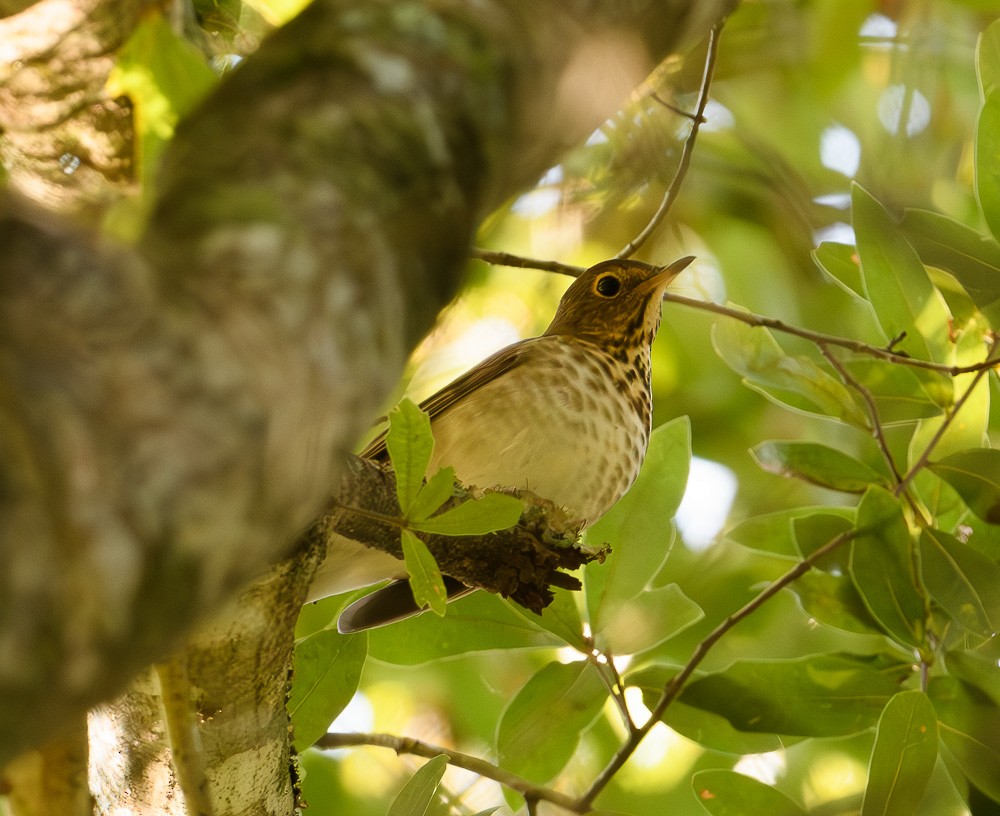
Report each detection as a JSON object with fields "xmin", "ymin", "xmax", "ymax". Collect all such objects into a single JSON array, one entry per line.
[{"xmin": 427, "ymin": 337, "xmax": 650, "ymax": 528}]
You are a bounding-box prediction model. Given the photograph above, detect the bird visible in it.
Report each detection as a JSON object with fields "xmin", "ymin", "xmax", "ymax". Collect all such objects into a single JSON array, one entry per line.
[{"xmin": 307, "ymin": 255, "xmax": 695, "ymax": 632}]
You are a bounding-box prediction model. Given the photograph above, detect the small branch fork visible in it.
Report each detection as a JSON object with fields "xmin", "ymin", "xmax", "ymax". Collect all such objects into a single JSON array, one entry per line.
[{"xmin": 614, "ymin": 19, "xmax": 724, "ymax": 260}]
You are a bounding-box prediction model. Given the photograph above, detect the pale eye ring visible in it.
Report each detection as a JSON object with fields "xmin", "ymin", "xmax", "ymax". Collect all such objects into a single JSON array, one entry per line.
[{"xmin": 595, "ymin": 275, "xmax": 622, "ymax": 297}]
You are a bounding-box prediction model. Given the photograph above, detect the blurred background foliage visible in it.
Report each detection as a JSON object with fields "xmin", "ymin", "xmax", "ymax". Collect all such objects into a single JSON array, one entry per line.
[{"xmin": 288, "ymin": 1, "xmax": 1000, "ymax": 814}]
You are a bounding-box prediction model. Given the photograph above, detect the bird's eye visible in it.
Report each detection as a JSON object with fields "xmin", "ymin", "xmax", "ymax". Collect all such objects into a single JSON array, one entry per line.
[{"xmin": 595, "ymin": 275, "xmax": 622, "ymax": 297}]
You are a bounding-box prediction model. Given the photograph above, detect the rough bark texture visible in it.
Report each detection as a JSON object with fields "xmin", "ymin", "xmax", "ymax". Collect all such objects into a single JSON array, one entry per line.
[
  {"xmin": 0, "ymin": 0, "xmax": 145, "ymax": 216},
  {"xmin": 0, "ymin": 0, "xmax": 736, "ymax": 804},
  {"xmin": 317, "ymin": 455, "xmax": 597, "ymax": 609}
]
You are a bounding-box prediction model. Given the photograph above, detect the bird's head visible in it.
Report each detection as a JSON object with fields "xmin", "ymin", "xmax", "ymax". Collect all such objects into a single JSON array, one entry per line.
[{"xmin": 544, "ymin": 256, "xmax": 695, "ymax": 351}]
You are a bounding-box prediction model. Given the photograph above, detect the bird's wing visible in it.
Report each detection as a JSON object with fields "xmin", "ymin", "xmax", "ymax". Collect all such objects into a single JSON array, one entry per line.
[
  {"xmin": 359, "ymin": 339, "xmax": 533, "ymax": 461},
  {"xmin": 337, "ymin": 576, "xmax": 473, "ymax": 633}
]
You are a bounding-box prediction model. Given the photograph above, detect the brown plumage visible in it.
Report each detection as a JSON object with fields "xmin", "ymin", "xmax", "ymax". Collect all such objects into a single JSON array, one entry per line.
[{"xmin": 308, "ymin": 256, "xmax": 695, "ymax": 630}]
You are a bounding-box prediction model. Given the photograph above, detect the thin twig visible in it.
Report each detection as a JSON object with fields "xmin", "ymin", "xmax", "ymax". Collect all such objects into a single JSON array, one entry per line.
[
  {"xmin": 616, "ymin": 18, "xmax": 725, "ymax": 260},
  {"xmin": 662, "ymin": 293, "xmax": 1000, "ymax": 376},
  {"xmin": 818, "ymin": 344, "xmax": 903, "ymax": 483},
  {"xmin": 469, "ymin": 248, "xmax": 1000, "ymax": 378},
  {"xmin": 318, "ymin": 732, "xmax": 584, "ymax": 813},
  {"xmin": 470, "ymin": 249, "xmax": 584, "ymax": 277},
  {"xmin": 589, "ymin": 646, "xmax": 637, "ymax": 734},
  {"xmin": 576, "ymin": 528, "xmax": 858, "ymax": 810},
  {"xmin": 896, "ymin": 339, "xmax": 999, "ymax": 494}
]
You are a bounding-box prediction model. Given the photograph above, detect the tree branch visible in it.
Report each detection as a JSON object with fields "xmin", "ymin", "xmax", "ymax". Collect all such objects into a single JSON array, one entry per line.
[
  {"xmin": 615, "ymin": 18, "xmax": 725, "ymax": 260},
  {"xmin": 309, "ymin": 456, "xmax": 599, "ymax": 613},
  {"xmin": 577, "ymin": 528, "xmax": 859, "ymax": 810},
  {"xmin": 317, "ymin": 732, "xmax": 584, "ymax": 814}
]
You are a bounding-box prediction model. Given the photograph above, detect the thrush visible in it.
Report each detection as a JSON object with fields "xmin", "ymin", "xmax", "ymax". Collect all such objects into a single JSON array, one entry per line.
[{"xmin": 308, "ymin": 255, "xmax": 695, "ymax": 631}]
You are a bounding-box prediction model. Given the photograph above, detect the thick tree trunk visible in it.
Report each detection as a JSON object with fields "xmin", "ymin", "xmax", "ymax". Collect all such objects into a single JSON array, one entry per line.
[{"xmin": 0, "ymin": 0, "xmax": 735, "ymax": 807}]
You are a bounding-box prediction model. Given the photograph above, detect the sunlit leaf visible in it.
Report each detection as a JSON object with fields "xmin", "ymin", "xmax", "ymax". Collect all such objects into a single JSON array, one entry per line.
[
  {"xmin": 386, "ymin": 398, "xmax": 434, "ymax": 513},
  {"xmin": 979, "ymin": 18, "xmax": 1000, "ymax": 98},
  {"xmin": 410, "ymin": 492, "xmax": 523, "ymax": 535},
  {"xmin": 585, "ymin": 418, "xmax": 690, "ymax": 629},
  {"xmin": 105, "ymin": 13, "xmax": 216, "ymax": 183},
  {"xmin": 692, "ymin": 769, "xmax": 807, "ymax": 816},
  {"xmin": 288, "ymin": 629, "xmax": 366, "ymax": 750},
  {"xmin": 386, "ymin": 754, "xmax": 448, "ymax": 816},
  {"xmin": 920, "ymin": 528, "xmax": 1000, "ymax": 636},
  {"xmin": 853, "ymin": 183, "xmax": 953, "ymax": 363},
  {"xmin": 792, "ymin": 511, "xmax": 855, "ymax": 573},
  {"xmin": 496, "ymin": 661, "xmax": 607, "ymax": 783},
  {"xmin": 813, "ymin": 242, "xmax": 866, "ymax": 300},
  {"xmin": 242, "ymin": 0, "xmax": 310, "ymax": 25},
  {"xmin": 841, "ymin": 357, "xmax": 950, "ymax": 420},
  {"xmin": 508, "ymin": 590, "xmax": 588, "ymax": 651},
  {"xmin": 401, "ymin": 530, "xmax": 447, "ymax": 616},
  {"xmin": 929, "ymin": 449, "xmax": 1000, "ymax": 524},
  {"xmin": 751, "ymin": 440, "xmax": 887, "ymax": 493},
  {"xmin": 726, "ymin": 506, "xmax": 854, "ymax": 558},
  {"xmin": 945, "ymin": 649, "xmax": 1000, "ymax": 707},
  {"xmin": 900, "ymin": 209, "xmax": 1000, "ymax": 324},
  {"xmin": 629, "ymin": 671, "xmax": 801, "ymax": 755},
  {"xmin": 408, "ymin": 467, "xmax": 456, "ymax": 523},
  {"xmin": 930, "ymin": 676, "xmax": 1000, "ymax": 803},
  {"xmin": 367, "ymin": 593, "xmax": 560, "ymax": 664},
  {"xmin": 712, "ymin": 317, "xmax": 867, "ymax": 425},
  {"xmin": 679, "ymin": 652, "xmax": 913, "ymax": 737},
  {"xmin": 861, "ymin": 691, "xmax": 938, "ymax": 816},
  {"xmin": 850, "ymin": 486, "xmax": 927, "ymax": 648},
  {"xmin": 791, "ymin": 571, "xmax": 881, "ymax": 634},
  {"xmin": 596, "ymin": 583, "xmax": 703, "ymax": 656},
  {"xmin": 977, "ymin": 91, "xmax": 1000, "ymax": 244}
]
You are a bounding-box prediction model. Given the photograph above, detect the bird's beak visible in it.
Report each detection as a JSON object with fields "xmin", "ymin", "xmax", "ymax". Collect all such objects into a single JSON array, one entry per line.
[{"xmin": 639, "ymin": 255, "xmax": 696, "ymax": 296}]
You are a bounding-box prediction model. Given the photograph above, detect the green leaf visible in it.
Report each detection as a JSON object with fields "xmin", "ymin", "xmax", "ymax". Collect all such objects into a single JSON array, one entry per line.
[
  {"xmin": 585, "ymin": 417, "xmax": 691, "ymax": 628},
  {"xmin": 712, "ymin": 317, "xmax": 867, "ymax": 425},
  {"xmin": 411, "ymin": 492, "xmax": 523, "ymax": 535},
  {"xmin": 929, "ymin": 676, "xmax": 1000, "ymax": 803},
  {"xmin": 919, "ymin": 528, "xmax": 1000, "ymax": 636},
  {"xmin": 791, "ymin": 571, "xmax": 881, "ymax": 634},
  {"xmin": 929, "ymin": 449, "xmax": 1000, "ymax": 524},
  {"xmin": 899, "ymin": 209, "xmax": 1000, "ymax": 324},
  {"xmin": 852, "ymin": 183, "xmax": 953, "ymax": 363},
  {"xmin": 692, "ymin": 770, "xmax": 807, "ymax": 816},
  {"xmin": 840, "ymin": 357, "xmax": 951, "ymax": 419},
  {"xmin": 386, "ymin": 398, "xmax": 435, "ymax": 514},
  {"xmin": 977, "ymin": 91, "xmax": 1000, "ymax": 244},
  {"xmin": 813, "ymin": 241, "xmax": 868, "ymax": 300},
  {"xmin": 288, "ymin": 629, "xmax": 367, "ymax": 750},
  {"xmin": 386, "ymin": 754, "xmax": 448, "ymax": 816},
  {"xmin": 629, "ymin": 671, "xmax": 793, "ymax": 754},
  {"xmin": 596, "ymin": 583, "xmax": 703, "ymax": 656},
  {"xmin": 726, "ymin": 506, "xmax": 854, "ymax": 558},
  {"xmin": 861, "ymin": 691, "xmax": 938, "ymax": 816},
  {"xmin": 792, "ymin": 511, "xmax": 855, "ymax": 570},
  {"xmin": 679, "ymin": 652, "xmax": 913, "ymax": 737},
  {"xmin": 979, "ymin": 19, "xmax": 1000, "ymax": 98},
  {"xmin": 105, "ymin": 13, "xmax": 216, "ymax": 190},
  {"xmin": 508, "ymin": 590, "xmax": 588, "ymax": 651},
  {"xmin": 945, "ymin": 648, "xmax": 1000, "ymax": 707},
  {"xmin": 751, "ymin": 441, "xmax": 886, "ymax": 493},
  {"xmin": 850, "ymin": 486, "xmax": 927, "ymax": 648},
  {"xmin": 367, "ymin": 592, "xmax": 560, "ymax": 664},
  {"xmin": 408, "ymin": 467, "xmax": 457, "ymax": 523},
  {"xmin": 401, "ymin": 530, "xmax": 447, "ymax": 616},
  {"xmin": 496, "ymin": 661, "xmax": 607, "ymax": 783}
]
